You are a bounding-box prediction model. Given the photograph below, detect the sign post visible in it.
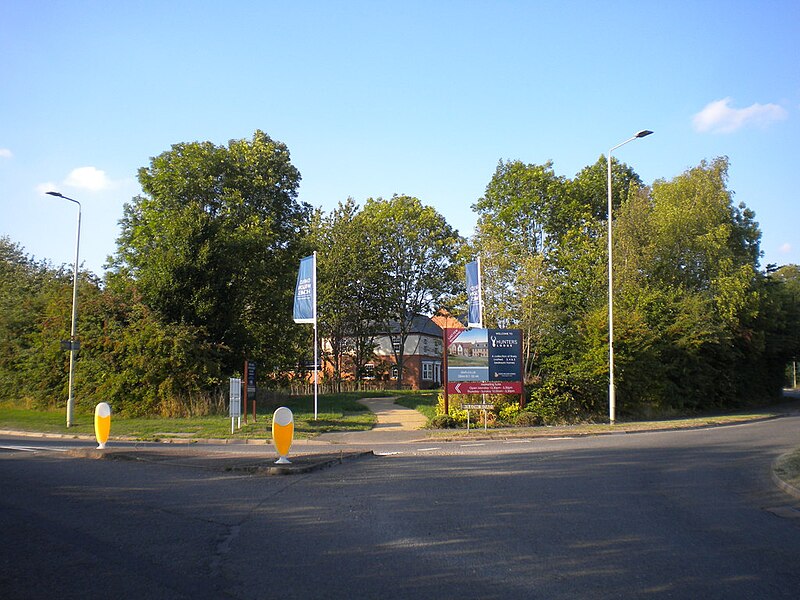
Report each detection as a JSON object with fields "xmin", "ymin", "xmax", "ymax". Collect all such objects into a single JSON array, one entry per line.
[
  {"xmin": 293, "ymin": 253, "xmax": 318, "ymax": 420},
  {"xmin": 229, "ymin": 378, "xmax": 242, "ymax": 434},
  {"xmin": 243, "ymin": 360, "xmax": 248, "ymax": 425},
  {"xmin": 243, "ymin": 360, "xmax": 257, "ymax": 423}
]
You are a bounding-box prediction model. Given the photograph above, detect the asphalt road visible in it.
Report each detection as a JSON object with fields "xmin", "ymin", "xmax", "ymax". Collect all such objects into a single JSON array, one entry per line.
[{"xmin": 2, "ymin": 415, "xmax": 800, "ymax": 599}]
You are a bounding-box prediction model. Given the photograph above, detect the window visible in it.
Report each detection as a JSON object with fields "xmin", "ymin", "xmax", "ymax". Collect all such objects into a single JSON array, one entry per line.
[{"xmin": 422, "ymin": 361, "xmax": 434, "ymax": 381}]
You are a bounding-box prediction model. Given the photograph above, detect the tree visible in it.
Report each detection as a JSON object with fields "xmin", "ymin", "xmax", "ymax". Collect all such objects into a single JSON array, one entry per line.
[
  {"xmin": 310, "ymin": 199, "xmax": 383, "ymax": 391},
  {"xmin": 470, "ymin": 162, "xmax": 565, "ymax": 382},
  {"xmin": 109, "ymin": 130, "xmax": 311, "ymax": 374},
  {"xmin": 0, "ymin": 237, "xmax": 71, "ymax": 404},
  {"xmin": 359, "ymin": 195, "xmax": 462, "ymax": 388},
  {"xmin": 71, "ymin": 278, "xmax": 226, "ymax": 417},
  {"xmin": 610, "ymin": 157, "xmax": 767, "ymax": 411},
  {"xmin": 758, "ymin": 264, "xmax": 800, "ymax": 390}
]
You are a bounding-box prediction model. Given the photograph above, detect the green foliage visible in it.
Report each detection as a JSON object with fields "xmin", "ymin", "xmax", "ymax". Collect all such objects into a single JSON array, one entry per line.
[
  {"xmin": 310, "ymin": 199, "xmax": 384, "ymax": 391},
  {"xmin": 498, "ymin": 401, "xmax": 521, "ymax": 421},
  {"xmin": 0, "ymin": 237, "xmax": 74, "ymax": 406},
  {"xmin": 608, "ymin": 157, "xmax": 770, "ymax": 411},
  {"xmin": 524, "ymin": 377, "xmax": 591, "ymax": 424},
  {"xmin": 0, "ymin": 238, "xmax": 226, "ymax": 416},
  {"xmin": 75, "ymin": 292, "xmax": 227, "ymax": 417},
  {"xmin": 4, "ymin": 145, "xmax": 798, "ymax": 425},
  {"xmin": 435, "ymin": 392, "xmax": 468, "ymax": 423},
  {"xmin": 359, "ymin": 195, "xmax": 463, "ymax": 388},
  {"xmin": 513, "ymin": 411, "xmax": 543, "ymax": 427},
  {"xmin": 470, "ymin": 154, "xmax": 791, "ymax": 420},
  {"xmin": 429, "ymin": 414, "xmax": 459, "ymax": 428},
  {"xmin": 109, "ymin": 130, "xmax": 311, "ymax": 374}
]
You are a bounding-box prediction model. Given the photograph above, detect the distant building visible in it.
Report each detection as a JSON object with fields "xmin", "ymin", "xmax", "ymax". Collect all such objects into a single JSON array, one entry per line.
[{"xmin": 321, "ymin": 310, "xmax": 465, "ymax": 390}]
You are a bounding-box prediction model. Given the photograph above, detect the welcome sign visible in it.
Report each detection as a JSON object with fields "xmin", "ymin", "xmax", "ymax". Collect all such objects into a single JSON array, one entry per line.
[
  {"xmin": 487, "ymin": 329, "xmax": 522, "ymax": 381},
  {"xmin": 445, "ymin": 328, "xmax": 522, "ymax": 393}
]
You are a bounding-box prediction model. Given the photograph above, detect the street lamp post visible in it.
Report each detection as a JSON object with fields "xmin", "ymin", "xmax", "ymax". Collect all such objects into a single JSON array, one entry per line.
[
  {"xmin": 607, "ymin": 130, "xmax": 652, "ymax": 425},
  {"xmin": 47, "ymin": 191, "xmax": 81, "ymax": 428}
]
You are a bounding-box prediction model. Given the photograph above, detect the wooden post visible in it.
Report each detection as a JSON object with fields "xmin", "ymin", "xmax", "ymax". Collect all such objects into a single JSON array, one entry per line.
[
  {"xmin": 442, "ymin": 328, "xmax": 449, "ymax": 414},
  {"xmin": 243, "ymin": 359, "xmax": 248, "ymax": 424},
  {"xmin": 520, "ymin": 331, "xmax": 526, "ymax": 409}
]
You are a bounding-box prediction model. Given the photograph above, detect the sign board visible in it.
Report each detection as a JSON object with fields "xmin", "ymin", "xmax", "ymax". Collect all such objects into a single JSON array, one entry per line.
[
  {"xmin": 229, "ymin": 378, "xmax": 242, "ymax": 433},
  {"xmin": 487, "ymin": 329, "xmax": 523, "ymax": 381},
  {"xmin": 229, "ymin": 378, "xmax": 242, "ymax": 417},
  {"xmin": 247, "ymin": 361, "xmax": 257, "ymax": 394},
  {"xmin": 446, "ymin": 328, "xmax": 522, "ymax": 385},
  {"xmin": 448, "ymin": 381, "xmax": 523, "ymax": 394},
  {"xmin": 461, "ymin": 403, "xmax": 495, "ymax": 410}
]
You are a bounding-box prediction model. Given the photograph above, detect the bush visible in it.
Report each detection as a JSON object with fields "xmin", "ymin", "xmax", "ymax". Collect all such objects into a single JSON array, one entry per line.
[
  {"xmin": 498, "ymin": 401, "xmax": 521, "ymax": 422},
  {"xmin": 525, "ymin": 377, "xmax": 587, "ymax": 425},
  {"xmin": 430, "ymin": 414, "xmax": 459, "ymax": 429},
  {"xmin": 513, "ymin": 411, "xmax": 543, "ymax": 427},
  {"xmin": 435, "ymin": 392, "xmax": 468, "ymax": 424}
]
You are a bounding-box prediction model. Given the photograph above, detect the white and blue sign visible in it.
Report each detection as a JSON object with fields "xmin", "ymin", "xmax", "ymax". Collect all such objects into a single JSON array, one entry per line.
[
  {"xmin": 487, "ymin": 329, "xmax": 522, "ymax": 381},
  {"xmin": 293, "ymin": 254, "xmax": 316, "ymax": 323},
  {"xmin": 447, "ymin": 328, "xmax": 521, "ymax": 383},
  {"xmin": 466, "ymin": 260, "xmax": 482, "ymax": 328}
]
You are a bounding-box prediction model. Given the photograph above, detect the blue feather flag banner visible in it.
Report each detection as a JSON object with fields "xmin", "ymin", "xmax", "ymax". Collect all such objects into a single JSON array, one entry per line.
[
  {"xmin": 293, "ymin": 254, "xmax": 316, "ymax": 323},
  {"xmin": 466, "ymin": 259, "xmax": 482, "ymax": 328}
]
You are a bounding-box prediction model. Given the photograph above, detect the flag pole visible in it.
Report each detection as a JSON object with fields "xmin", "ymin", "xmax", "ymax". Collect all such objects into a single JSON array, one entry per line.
[
  {"xmin": 313, "ymin": 251, "xmax": 318, "ymax": 420},
  {"xmin": 476, "ymin": 256, "xmax": 484, "ymax": 329},
  {"xmin": 477, "ymin": 257, "xmax": 486, "ymax": 411}
]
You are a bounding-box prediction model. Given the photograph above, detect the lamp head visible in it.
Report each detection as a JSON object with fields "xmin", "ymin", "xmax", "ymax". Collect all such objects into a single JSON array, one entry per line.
[
  {"xmin": 46, "ymin": 191, "xmax": 64, "ymax": 198},
  {"xmin": 635, "ymin": 130, "xmax": 653, "ymax": 138}
]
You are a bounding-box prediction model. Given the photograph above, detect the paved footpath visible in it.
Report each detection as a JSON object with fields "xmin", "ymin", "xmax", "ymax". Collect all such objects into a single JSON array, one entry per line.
[{"xmin": 315, "ymin": 396, "xmax": 430, "ymax": 444}]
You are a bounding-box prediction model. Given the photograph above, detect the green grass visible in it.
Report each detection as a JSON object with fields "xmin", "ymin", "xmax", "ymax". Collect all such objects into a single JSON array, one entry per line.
[
  {"xmin": 392, "ymin": 389, "xmax": 439, "ymax": 420},
  {"xmin": 1, "ymin": 393, "xmax": 787, "ymax": 444},
  {"xmin": 0, "ymin": 393, "xmax": 380, "ymax": 441}
]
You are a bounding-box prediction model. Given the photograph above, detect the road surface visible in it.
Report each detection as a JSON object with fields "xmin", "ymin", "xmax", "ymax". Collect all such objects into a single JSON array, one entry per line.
[{"xmin": 1, "ymin": 414, "xmax": 799, "ymax": 599}]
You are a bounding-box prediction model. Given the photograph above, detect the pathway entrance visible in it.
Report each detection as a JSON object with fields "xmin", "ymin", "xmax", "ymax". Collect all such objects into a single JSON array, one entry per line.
[{"xmin": 316, "ymin": 396, "xmax": 429, "ymax": 444}]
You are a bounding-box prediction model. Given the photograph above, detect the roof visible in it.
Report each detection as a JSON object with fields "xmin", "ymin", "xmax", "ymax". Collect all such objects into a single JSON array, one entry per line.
[
  {"xmin": 430, "ymin": 309, "xmax": 466, "ymax": 331},
  {"xmin": 384, "ymin": 314, "xmax": 443, "ymax": 336}
]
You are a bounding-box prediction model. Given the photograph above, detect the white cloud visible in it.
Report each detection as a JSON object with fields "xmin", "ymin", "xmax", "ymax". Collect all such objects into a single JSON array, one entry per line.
[
  {"xmin": 0, "ymin": 148, "xmax": 12, "ymax": 158},
  {"xmin": 692, "ymin": 97, "xmax": 788, "ymax": 133},
  {"xmin": 64, "ymin": 166, "xmax": 112, "ymax": 191},
  {"xmin": 36, "ymin": 166, "xmax": 123, "ymax": 197}
]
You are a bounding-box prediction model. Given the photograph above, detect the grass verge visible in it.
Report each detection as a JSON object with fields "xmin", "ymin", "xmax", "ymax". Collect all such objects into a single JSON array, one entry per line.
[
  {"xmin": 0, "ymin": 393, "xmax": 377, "ymax": 441},
  {"xmin": 392, "ymin": 389, "xmax": 439, "ymax": 420},
  {"xmin": 0, "ymin": 394, "xmax": 791, "ymax": 443},
  {"xmin": 774, "ymin": 448, "xmax": 800, "ymax": 490}
]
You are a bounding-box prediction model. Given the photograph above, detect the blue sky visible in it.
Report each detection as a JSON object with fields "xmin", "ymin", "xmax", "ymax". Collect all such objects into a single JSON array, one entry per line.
[{"xmin": 2, "ymin": 0, "xmax": 798, "ymax": 275}]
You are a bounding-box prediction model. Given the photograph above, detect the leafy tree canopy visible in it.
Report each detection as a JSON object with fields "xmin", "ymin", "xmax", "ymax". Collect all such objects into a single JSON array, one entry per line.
[{"xmin": 109, "ymin": 130, "xmax": 311, "ymax": 372}]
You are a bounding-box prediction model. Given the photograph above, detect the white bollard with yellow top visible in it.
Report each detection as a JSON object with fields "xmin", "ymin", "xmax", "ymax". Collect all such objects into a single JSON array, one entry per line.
[
  {"xmin": 272, "ymin": 407, "xmax": 294, "ymax": 464},
  {"xmin": 94, "ymin": 402, "xmax": 111, "ymax": 449}
]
